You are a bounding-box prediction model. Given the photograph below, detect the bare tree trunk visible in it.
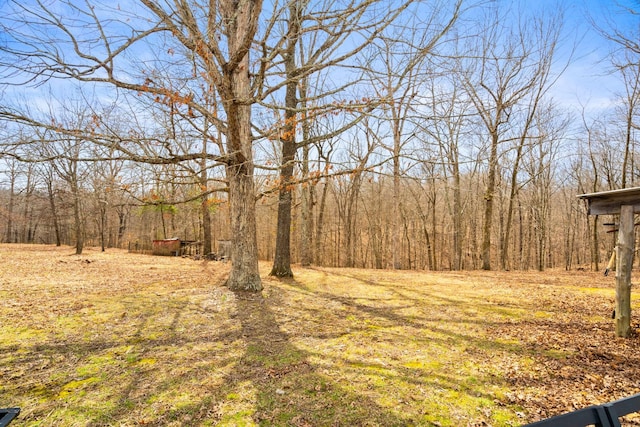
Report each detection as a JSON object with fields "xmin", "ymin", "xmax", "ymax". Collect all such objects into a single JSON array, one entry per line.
[
  {"xmin": 270, "ymin": 1, "xmax": 300, "ymax": 278},
  {"xmin": 315, "ymin": 179, "xmax": 330, "ymax": 266},
  {"xmin": 5, "ymin": 165, "xmax": 15, "ymax": 243},
  {"xmin": 23, "ymin": 166, "xmax": 38, "ymax": 243},
  {"xmin": 270, "ymin": 145, "xmax": 295, "ymax": 276},
  {"xmin": 501, "ymin": 131, "xmax": 527, "ymax": 270},
  {"xmin": 201, "ymin": 190, "xmax": 212, "ymax": 256},
  {"xmin": 220, "ymin": 0, "xmax": 262, "ymax": 292},
  {"xmin": 299, "ymin": 141, "xmax": 314, "ymax": 266},
  {"xmin": 341, "ymin": 184, "xmax": 359, "ymax": 268},
  {"xmin": 46, "ymin": 179, "xmax": 61, "ymax": 246},
  {"xmin": 299, "ymin": 79, "xmax": 313, "ymax": 267},
  {"xmin": 622, "ymin": 108, "xmax": 633, "ymax": 188},
  {"xmin": 518, "ymin": 198, "xmax": 525, "ymax": 269},
  {"xmin": 225, "ymin": 93, "xmax": 261, "ymax": 291},
  {"xmin": 392, "ymin": 145, "xmax": 402, "ymax": 269},
  {"xmin": 524, "ymin": 206, "xmax": 532, "ymax": 270},
  {"xmin": 563, "ymin": 193, "xmax": 576, "ymax": 270},
  {"xmin": 481, "ymin": 133, "xmax": 499, "ymax": 270},
  {"xmin": 72, "ymin": 181, "xmax": 84, "ymax": 255},
  {"xmin": 226, "ymin": 164, "xmax": 261, "ymax": 290},
  {"xmin": 201, "ymin": 150, "xmax": 212, "ymax": 256},
  {"xmin": 99, "ymin": 200, "xmax": 106, "ymax": 252},
  {"xmin": 452, "ymin": 165, "xmax": 462, "ymax": 270}
]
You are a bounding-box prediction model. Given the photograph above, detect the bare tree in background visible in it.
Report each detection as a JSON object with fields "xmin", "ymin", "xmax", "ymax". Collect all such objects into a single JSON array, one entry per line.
[
  {"xmin": 38, "ymin": 161, "xmax": 63, "ymax": 247},
  {"xmin": 2, "ymin": 158, "xmax": 20, "ymax": 243},
  {"xmin": 422, "ymin": 73, "xmax": 476, "ymax": 270},
  {"xmin": 611, "ymin": 48, "xmax": 640, "ymax": 188},
  {"xmin": 42, "ymin": 132, "xmax": 89, "ymax": 255},
  {"xmin": 459, "ymin": 4, "xmax": 564, "ymax": 270},
  {"xmin": 499, "ymin": 15, "xmax": 566, "ymax": 271},
  {"xmin": 522, "ymin": 105, "xmax": 569, "ymax": 271},
  {"xmin": 365, "ymin": 1, "xmax": 461, "ymax": 269},
  {"xmin": 590, "ymin": 1, "xmax": 640, "ymax": 188}
]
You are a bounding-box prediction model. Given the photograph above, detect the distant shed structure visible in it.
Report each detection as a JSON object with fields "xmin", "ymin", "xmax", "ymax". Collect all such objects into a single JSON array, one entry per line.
[
  {"xmin": 578, "ymin": 186, "xmax": 640, "ymax": 338},
  {"xmin": 152, "ymin": 238, "xmax": 199, "ymax": 256},
  {"xmin": 152, "ymin": 238, "xmax": 182, "ymax": 256}
]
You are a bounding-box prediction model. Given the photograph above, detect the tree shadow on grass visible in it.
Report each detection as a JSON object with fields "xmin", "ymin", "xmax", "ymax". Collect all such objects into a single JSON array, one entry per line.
[
  {"xmin": 296, "ymin": 268, "xmax": 640, "ymax": 424},
  {"xmin": 1, "ymin": 291, "xmax": 242, "ymax": 426},
  {"xmin": 209, "ymin": 290, "xmax": 410, "ymax": 426},
  {"xmin": 2, "ymin": 266, "xmax": 543, "ymax": 426}
]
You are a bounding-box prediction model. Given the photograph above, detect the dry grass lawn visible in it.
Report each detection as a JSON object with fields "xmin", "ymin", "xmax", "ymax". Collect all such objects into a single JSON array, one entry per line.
[{"xmin": 1, "ymin": 244, "xmax": 640, "ymax": 426}]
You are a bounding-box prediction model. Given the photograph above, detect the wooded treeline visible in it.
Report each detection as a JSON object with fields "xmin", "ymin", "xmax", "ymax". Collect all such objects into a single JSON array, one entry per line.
[
  {"xmin": 0, "ymin": 148, "xmax": 598, "ymax": 271},
  {"xmin": 0, "ymin": 1, "xmax": 637, "ymax": 283}
]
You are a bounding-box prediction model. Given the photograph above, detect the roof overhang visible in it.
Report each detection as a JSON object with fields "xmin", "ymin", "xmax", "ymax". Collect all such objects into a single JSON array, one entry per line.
[{"xmin": 577, "ymin": 187, "xmax": 640, "ymax": 215}]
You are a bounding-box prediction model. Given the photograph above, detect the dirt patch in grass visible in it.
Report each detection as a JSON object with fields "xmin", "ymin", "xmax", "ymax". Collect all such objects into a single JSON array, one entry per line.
[{"xmin": 1, "ymin": 244, "xmax": 640, "ymax": 426}]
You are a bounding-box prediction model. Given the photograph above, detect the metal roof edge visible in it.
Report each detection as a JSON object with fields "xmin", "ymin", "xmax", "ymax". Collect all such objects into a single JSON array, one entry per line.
[{"xmin": 577, "ymin": 186, "xmax": 640, "ymax": 199}]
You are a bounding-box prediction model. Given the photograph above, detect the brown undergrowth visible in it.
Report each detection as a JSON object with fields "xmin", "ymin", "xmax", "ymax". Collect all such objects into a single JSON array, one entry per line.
[{"xmin": 0, "ymin": 244, "xmax": 639, "ymax": 426}]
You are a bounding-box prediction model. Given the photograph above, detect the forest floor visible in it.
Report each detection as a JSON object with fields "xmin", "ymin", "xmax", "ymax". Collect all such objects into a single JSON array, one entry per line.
[{"xmin": 1, "ymin": 244, "xmax": 640, "ymax": 426}]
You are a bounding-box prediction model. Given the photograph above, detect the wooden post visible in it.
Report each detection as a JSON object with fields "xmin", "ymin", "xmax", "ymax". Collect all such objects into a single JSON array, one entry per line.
[{"xmin": 615, "ymin": 204, "xmax": 634, "ymax": 337}]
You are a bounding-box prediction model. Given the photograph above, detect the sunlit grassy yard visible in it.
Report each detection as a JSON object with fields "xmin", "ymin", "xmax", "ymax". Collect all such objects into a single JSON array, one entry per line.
[{"xmin": 1, "ymin": 244, "xmax": 640, "ymax": 426}]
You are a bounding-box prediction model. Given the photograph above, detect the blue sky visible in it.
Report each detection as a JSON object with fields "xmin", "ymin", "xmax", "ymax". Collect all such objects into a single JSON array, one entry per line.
[
  {"xmin": 0, "ymin": 0, "xmax": 637, "ymax": 122},
  {"xmin": 549, "ymin": 0, "xmax": 640, "ymax": 113}
]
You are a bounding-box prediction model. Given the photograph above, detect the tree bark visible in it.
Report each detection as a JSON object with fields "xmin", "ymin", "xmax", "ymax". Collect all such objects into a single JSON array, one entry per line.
[
  {"xmin": 46, "ymin": 178, "xmax": 61, "ymax": 246},
  {"xmin": 72, "ymin": 180, "xmax": 84, "ymax": 255},
  {"xmin": 501, "ymin": 127, "xmax": 527, "ymax": 270},
  {"xmin": 116, "ymin": 208, "xmax": 127, "ymax": 248},
  {"xmin": 201, "ymin": 147, "xmax": 212, "ymax": 256},
  {"xmin": 220, "ymin": 0, "xmax": 263, "ymax": 292},
  {"xmin": 270, "ymin": 1, "xmax": 300, "ymax": 278},
  {"xmin": 481, "ymin": 133, "xmax": 499, "ymax": 270},
  {"xmin": 299, "ymin": 142, "xmax": 314, "ymax": 267},
  {"xmin": 299, "ymin": 79, "xmax": 313, "ymax": 267},
  {"xmin": 315, "ymin": 177, "xmax": 330, "ymax": 266},
  {"xmin": 226, "ymin": 163, "xmax": 262, "ymax": 291},
  {"xmin": 452, "ymin": 161, "xmax": 462, "ymax": 270},
  {"xmin": 5, "ymin": 166, "xmax": 15, "ymax": 243},
  {"xmin": 392, "ymin": 130, "xmax": 402, "ymax": 269},
  {"xmin": 224, "ymin": 104, "xmax": 261, "ymax": 290}
]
